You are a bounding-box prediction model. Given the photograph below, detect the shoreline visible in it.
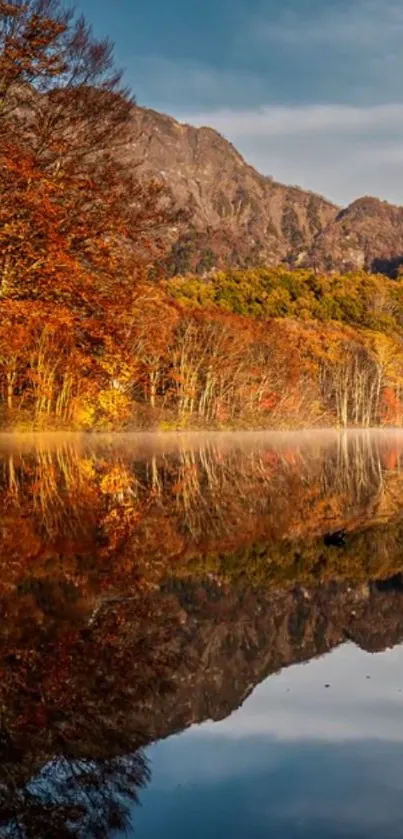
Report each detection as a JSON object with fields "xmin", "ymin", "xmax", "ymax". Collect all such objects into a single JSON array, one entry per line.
[{"xmin": 0, "ymin": 426, "xmax": 402, "ymax": 454}]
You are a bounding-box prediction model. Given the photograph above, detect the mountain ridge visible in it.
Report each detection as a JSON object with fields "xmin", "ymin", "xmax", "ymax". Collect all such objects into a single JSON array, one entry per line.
[
  {"xmin": 127, "ymin": 104, "xmax": 338, "ymax": 272},
  {"xmin": 127, "ymin": 104, "xmax": 403, "ymax": 276}
]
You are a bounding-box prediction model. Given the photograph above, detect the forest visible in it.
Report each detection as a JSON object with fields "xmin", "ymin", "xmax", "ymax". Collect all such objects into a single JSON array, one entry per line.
[{"xmin": 1, "ymin": 0, "xmax": 403, "ymax": 430}]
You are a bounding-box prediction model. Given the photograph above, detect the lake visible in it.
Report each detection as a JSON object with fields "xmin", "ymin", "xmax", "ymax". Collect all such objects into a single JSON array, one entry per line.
[{"xmin": 2, "ymin": 429, "xmax": 403, "ymax": 838}]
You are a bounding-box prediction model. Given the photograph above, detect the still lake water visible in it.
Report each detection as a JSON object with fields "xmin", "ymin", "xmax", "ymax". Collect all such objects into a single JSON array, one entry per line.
[{"xmin": 2, "ymin": 429, "xmax": 403, "ymax": 837}]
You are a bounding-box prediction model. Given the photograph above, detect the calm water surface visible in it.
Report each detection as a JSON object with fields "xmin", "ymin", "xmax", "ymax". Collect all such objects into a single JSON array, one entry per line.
[{"xmin": 2, "ymin": 429, "xmax": 403, "ymax": 838}]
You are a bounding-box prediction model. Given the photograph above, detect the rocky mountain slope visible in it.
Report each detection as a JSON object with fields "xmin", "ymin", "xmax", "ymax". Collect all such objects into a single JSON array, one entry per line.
[
  {"xmin": 127, "ymin": 105, "xmax": 403, "ymax": 276},
  {"xmin": 304, "ymin": 196, "xmax": 403, "ymax": 275},
  {"xmin": 127, "ymin": 106, "xmax": 338, "ymax": 272}
]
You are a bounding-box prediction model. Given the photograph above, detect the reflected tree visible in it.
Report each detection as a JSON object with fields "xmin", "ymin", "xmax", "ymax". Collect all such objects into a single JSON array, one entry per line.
[{"xmin": 0, "ymin": 750, "xmax": 149, "ymax": 839}]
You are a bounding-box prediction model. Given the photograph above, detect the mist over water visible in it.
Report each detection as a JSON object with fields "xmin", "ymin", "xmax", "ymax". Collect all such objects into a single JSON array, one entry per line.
[{"xmin": 1, "ymin": 430, "xmax": 403, "ymax": 837}]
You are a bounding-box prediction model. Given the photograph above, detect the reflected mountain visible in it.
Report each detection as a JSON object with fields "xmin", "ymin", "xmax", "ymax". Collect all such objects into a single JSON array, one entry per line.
[{"xmin": 2, "ymin": 430, "xmax": 403, "ymax": 836}]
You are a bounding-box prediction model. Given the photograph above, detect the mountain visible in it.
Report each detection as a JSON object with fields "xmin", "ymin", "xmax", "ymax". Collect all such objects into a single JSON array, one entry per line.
[
  {"xmin": 127, "ymin": 106, "xmax": 403, "ymax": 276},
  {"xmin": 127, "ymin": 105, "xmax": 338, "ymax": 273},
  {"xmin": 305, "ymin": 197, "xmax": 403, "ymax": 276}
]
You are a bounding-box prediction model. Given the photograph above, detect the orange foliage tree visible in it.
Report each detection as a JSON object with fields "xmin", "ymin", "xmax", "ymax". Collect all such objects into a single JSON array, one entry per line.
[{"xmin": 0, "ymin": 0, "xmax": 177, "ymax": 426}]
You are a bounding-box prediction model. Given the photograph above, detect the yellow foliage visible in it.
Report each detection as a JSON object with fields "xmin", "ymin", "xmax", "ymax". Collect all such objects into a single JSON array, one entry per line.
[
  {"xmin": 72, "ymin": 400, "xmax": 97, "ymax": 429},
  {"xmin": 97, "ymin": 389, "xmax": 131, "ymax": 423}
]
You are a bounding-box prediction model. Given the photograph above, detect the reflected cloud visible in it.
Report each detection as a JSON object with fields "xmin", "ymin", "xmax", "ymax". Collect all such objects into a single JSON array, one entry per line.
[
  {"xmin": 197, "ymin": 643, "xmax": 403, "ymax": 742},
  {"xmin": 136, "ymin": 643, "xmax": 403, "ymax": 838}
]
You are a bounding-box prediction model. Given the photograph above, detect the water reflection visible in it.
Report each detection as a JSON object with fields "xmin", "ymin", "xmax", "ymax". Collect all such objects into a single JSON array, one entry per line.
[
  {"xmin": 1, "ymin": 431, "xmax": 403, "ymax": 836},
  {"xmin": 138, "ymin": 645, "xmax": 403, "ymax": 839}
]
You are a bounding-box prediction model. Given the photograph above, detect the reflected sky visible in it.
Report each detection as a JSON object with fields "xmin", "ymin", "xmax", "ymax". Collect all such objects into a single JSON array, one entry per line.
[{"xmin": 133, "ymin": 643, "xmax": 403, "ymax": 838}]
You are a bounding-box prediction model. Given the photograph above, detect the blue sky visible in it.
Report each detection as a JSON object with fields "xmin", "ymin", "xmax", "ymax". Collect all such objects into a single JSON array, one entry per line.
[{"xmin": 76, "ymin": 0, "xmax": 403, "ymax": 205}]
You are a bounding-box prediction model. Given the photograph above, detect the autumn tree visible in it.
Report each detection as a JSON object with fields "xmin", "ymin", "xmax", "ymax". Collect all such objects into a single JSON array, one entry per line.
[
  {"xmin": 0, "ymin": 0, "xmax": 178, "ymax": 307},
  {"xmin": 0, "ymin": 0, "xmax": 179, "ymax": 424}
]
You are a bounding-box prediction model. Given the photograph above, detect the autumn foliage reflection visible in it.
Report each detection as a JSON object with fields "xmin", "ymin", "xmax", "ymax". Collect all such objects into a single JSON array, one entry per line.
[{"xmin": 1, "ymin": 433, "xmax": 403, "ymax": 835}]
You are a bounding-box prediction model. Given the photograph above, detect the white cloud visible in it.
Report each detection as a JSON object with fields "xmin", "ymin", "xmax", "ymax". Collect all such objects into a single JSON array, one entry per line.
[{"xmin": 180, "ymin": 103, "xmax": 403, "ymax": 138}]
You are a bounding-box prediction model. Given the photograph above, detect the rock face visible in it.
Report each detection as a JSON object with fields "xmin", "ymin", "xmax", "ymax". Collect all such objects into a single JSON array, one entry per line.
[
  {"xmin": 126, "ymin": 106, "xmax": 403, "ymax": 276},
  {"xmin": 305, "ymin": 197, "xmax": 403, "ymax": 276},
  {"xmin": 127, "ymin": 106, "xmax": 338, "ymax": 272}
]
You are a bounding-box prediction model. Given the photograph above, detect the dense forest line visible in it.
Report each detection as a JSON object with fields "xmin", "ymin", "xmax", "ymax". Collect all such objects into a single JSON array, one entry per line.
[
  {"xmin": 4, "ymin": 268, "xmax": 403, "ymax": 430},
  {"xmin": 1, "ymin": 1, "xmax": 403, "ymax": 430}
]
